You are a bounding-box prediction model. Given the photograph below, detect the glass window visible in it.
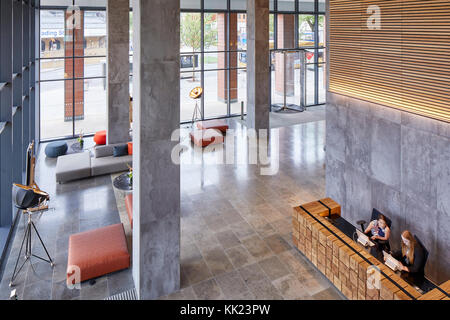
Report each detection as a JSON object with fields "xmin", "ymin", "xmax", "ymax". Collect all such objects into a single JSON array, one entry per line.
[
  {"xmin": 305, "ymin": 49, "xmax": 316, "ymax": 105},
  {"xmin": 278, "ymin": 0, "xmax": 296, "ymax": 12},
  {"xmin": 230, "ymin": 70, "xmax": 247, "ymax": 115},
  {"xmin": 40, "ymin": 59, "xmax": 66, "ymax": 81},
  {"xmin": 204, "ymin": 70, "xmax": 228, "ymax": 118},
  {"xmin": 40, "ymin": 81, "xmax": 73, "ymax": 140},
  {"xmin": 129, "ymin": 11, "xmax": 133, "ymax": 55},
  {"xmin": 78, "ymin": 57, "xmax": 107, "ymax": 78},
  {"xmin": 180, "ymin": 72, "xmax": 202, "ymax": 122},
  {"xmin": 237, "ymin": 14, "xmax": 247, "ymax": 51},
  {"xmin": 270, "ymin": 0, "xmax": 275, "ymax": 11},
  {"xmin": 40, "ymin": 0, "xmax": 72, "ymax": 6},
  {"xmin": 318, "ymin": 14, "xmax": 325, "ymax": 47},
  {"xmin": 299, "ymin": 0, "xmax": 315, "ymax": 12},
  {"xmin": 269, "ymin": 14, "xmax": 275, "ymax": 49},
  {"xmin": 75, "ymin": 78, "xmax": 107, "ymax": 136},
  {"xmin": 231, "ymin": 0, "xmax": 246, "ymax": 10},
  {"xmin": 204, "ymin": 52, "xmax": 226, "ymax": 70},
  {"xmin": 84, "ymin": 11, "xmax": 107, "ymax": 56},
  {"xmin": 181, "ymin": 0, "xmax": 201, "ymax": 10},
  {"xmin": 40, "ymin": 10, "xmax": 65, "ymax": 58},
  {"xmin": 75, "ymin": 0, "xmax": 107, "ymax": 6},
  {"xmin": 204, "ymin": 0, "xmax": 227, "ymax": 10},
  {"xmin": 204, "ymin": 13, "xmax": 219, "ymax": 52},
  {"xmin": 40, "ymin": 6, "xmax": 109, "ymax": 140},
  {"xmin": 318, "ymin": 64, "xmax": 326, "ymax": 104},
  {"xmin": 318, "ymin": 0, "xmax": 326, "ymax": 12},
  {"xmin": 181, "ymin": 13, "xmax": 202, "ymax": 53},
  {"xmin": 298, "ymin": 14, "xmax": 315, "ymax": 47},
  {"xmin": 277, "ymin": 14, "xmax": 296, "ymax": 49}
]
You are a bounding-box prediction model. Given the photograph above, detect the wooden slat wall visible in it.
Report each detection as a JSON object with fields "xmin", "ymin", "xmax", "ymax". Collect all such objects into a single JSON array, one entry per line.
[{"xmin": 329, "ymin": 0, "xmax": 450, "ymax": 123}]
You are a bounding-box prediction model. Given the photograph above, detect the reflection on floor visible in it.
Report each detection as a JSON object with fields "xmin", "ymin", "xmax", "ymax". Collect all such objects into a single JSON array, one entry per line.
[
  {"xmin": 0, "ymin": 117, "xmax": 343, "ymax": 300},
  {"xmin": 269, "ymin": 105, "xmax": 326, "ymax": 128}
]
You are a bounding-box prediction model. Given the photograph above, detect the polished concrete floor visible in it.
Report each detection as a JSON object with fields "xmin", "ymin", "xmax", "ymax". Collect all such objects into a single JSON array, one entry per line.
[{"xmin": 0, "ymin": 112, "xmax": 342, "ymax": 300}]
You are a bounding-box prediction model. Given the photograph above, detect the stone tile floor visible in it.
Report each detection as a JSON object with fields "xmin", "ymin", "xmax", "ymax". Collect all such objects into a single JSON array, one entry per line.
[{"xmin": 0, "ymin": 116, "xmax": 343, "ymax": 300}]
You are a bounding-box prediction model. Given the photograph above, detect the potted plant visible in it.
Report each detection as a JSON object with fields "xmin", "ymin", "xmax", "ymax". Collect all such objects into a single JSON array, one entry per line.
[{"xmin": 77, "ymin": 131, "xmax": 84, "ymax": 148}]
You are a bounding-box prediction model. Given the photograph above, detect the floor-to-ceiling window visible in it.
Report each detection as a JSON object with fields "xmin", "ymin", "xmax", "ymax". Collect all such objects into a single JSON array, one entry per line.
[
  {"xmin": 39, "ymin": 1, "xmax": 326, "ymax": 140},
  {"xmin": 39, "ymin": 0, "xmax": 107, "ymax": 141},
  {"xmin": 180, "ymin": 1, "xmax": 248, "ymax": 122},
  {"xmin": 180, "ymin": 0, "xmax": 326, "ymax": 123}
]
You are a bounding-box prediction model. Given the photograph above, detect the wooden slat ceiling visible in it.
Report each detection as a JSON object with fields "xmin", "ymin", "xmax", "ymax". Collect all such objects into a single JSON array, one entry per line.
[{"xmin": 329, "ymin": 0, "xmax": 450, "ymax": 123}]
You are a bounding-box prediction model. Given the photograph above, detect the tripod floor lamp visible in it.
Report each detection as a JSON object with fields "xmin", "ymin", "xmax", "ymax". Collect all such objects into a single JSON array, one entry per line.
[
  {"xmin": 190, "ymin": 86, "xmax": 203, "ymax": 124},
  {"xmin": 9, "ymin": 184, "xmax": 54, "ymax": 287}
]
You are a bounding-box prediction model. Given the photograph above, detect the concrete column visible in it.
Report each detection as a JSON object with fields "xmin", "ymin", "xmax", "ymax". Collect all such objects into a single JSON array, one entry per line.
[
  {"xmin": 246, "ymin": 0, "xmax": 270, "ymax": 130},
  {"xmin": 107, "ymin": 0, "xmax": 130, "ymax": 144},
  {"xmin": 132, "ymin": 0, "xmax": 180, "ymax": 300}
]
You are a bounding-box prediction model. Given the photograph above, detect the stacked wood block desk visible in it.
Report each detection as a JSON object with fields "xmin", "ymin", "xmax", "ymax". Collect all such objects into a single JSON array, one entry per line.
[
  {"xmin": 418, "ymin": 280, "xmax": 450, "ymax": 300},
  {"xmin": 292, "ymin": 198, "xmax": 449, "ymax": 300}
]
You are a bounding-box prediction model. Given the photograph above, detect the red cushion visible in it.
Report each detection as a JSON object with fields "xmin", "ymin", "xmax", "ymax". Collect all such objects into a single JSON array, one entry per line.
[
  {"xmin": 190, "ymin": 129, "xmax": 224, "ymax": 147},
  {"xmin": 125, "ymin": 194, "xmax": 133, "ymax": 228},
  {"xmin": 196, "ymin": 120, "xmax": 229, "ymax": 133},
  {"xmin": 93, "ymin": 130, "xmax": 107, "ymax": 145},
  {"xmin": 128, "ymin": 142, "xmax": 133, "ymax": 155},
  {"xmin": 67, "ymin": 223, "xmax": 130, "ymax": 285}
]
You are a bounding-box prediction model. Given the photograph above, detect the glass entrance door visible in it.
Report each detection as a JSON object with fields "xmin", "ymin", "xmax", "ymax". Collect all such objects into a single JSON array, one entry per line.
[{"xmin": 270, "ymin": 49, "xmax": 306, "ymax": 113}]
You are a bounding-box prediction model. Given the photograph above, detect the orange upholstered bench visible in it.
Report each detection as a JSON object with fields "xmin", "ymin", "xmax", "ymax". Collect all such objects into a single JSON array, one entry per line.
[
  {"xmin": 93, "ymin": 130, "xmax": 107, "ymax": 145},
  {"xmin": 125, "ymin": 194, "xmax": 133, "ymax": 228},
  {"xmin": 67, "ymin": 223, "xmax": 130, "ymax": 285},
  {"xmin": 190, "ymin": 129, "xmax": 224, "ymax": 148},
  {"xmin": 196, "ymin": 119, "xmax": 229, "ymax": 133}
]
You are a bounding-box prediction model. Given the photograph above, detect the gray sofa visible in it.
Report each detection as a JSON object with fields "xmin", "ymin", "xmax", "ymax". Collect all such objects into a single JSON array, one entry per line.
[
  {"xmin": 91, "ymin": 143, "xmax": 132, "ymax": 176},
  {"xmin": 56, "ymin": 143, "xmax": 132, "ymax": 183}
]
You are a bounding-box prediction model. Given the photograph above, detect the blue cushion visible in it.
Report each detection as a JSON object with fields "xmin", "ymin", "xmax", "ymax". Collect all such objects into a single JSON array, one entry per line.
[
  {"xmin": 45, "ymin": 141, "xmax": 68, "ymax": 158},
  {"xmin": 113, "ymin": 144, "xmax": 128, "ymax": 157}
]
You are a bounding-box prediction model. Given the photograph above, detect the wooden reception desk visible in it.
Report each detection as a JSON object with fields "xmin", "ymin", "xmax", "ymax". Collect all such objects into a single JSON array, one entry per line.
[{"xmin": 292, "ymin": 198, "xmax": 450, "ymax": 300}]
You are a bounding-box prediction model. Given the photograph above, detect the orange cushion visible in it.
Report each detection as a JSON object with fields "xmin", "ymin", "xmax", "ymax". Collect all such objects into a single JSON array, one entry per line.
[
  {"xmin": 67, "ymin": 223, "xmax": 130, "ymax": 285},
  {"xmin": 196, "ymin": 120, "xmax": 229, "ymax": 133},
  {"xmin": 125, "ymin": 194, "xmax": 133, "ymax": 228},
  {"xmin": 93, "ymin": 130, "xmax": 107, "ymax": 145},
  {"xmin": 190, "ymin": 129, "xmax": 224, "ymax": 147},
  {"xmin": 127, "ymin": 142, "xmax": 133, "ymax": 155}
]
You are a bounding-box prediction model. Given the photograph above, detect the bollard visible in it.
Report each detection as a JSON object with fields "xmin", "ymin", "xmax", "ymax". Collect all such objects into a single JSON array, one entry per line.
[{"xmin": 241, "ymin": 101, "xmax": 244, "ymax": 120}]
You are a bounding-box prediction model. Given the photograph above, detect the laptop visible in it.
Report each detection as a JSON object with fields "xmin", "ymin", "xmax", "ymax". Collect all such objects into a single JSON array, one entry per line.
[
  {"xmin": 383, "ymin": 251, "xmax": 402, "ymax": 271},
  {"xmin": 356, "ymin": 229, "xmax": 375, "ymax": 247}
]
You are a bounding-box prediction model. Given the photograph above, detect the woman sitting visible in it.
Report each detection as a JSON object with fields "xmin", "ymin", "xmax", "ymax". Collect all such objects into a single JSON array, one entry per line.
[
  {"xmin": 364, "ymin": 214, "xmax": 391, "ymax": 260},
  {"xmin": 392, "ymin": 230, "xmax": 426, "ymax": 275}
]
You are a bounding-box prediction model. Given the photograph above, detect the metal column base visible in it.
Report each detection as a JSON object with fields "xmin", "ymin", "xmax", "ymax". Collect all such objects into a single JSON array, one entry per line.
[{"xmin": 271, "ymin": 103, "xmax": 305, "ymax": 113}]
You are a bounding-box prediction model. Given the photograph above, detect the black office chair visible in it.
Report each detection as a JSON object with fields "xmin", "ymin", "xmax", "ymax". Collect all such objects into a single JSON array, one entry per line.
[
  {"xmin": 357, "ymin": 208, "xmax": 392, "ymax": 231},
  {"xmin": 414, "ymin": 235, "xmax": 429, "ymax": 274}
]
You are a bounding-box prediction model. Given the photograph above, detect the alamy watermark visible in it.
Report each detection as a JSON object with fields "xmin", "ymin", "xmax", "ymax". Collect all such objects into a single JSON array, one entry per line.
[
  {"xmin": 367, "ymin": 5, "xmax": 382, "ymax": 30},
  {"xmin": 171, "ymin": 128, "xmax": 280, "ymax": 176}
]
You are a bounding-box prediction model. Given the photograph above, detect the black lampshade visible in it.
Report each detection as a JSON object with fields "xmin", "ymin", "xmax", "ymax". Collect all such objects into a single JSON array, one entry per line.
[{"xmin": 12, "ymin": 185, "xmax": 45, "ymax": 210}]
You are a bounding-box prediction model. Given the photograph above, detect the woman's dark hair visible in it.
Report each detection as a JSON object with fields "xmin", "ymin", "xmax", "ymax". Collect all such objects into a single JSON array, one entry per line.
[{"xmin": 378, "ymin": 214, "xmax": 387, "ymax": 223}]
